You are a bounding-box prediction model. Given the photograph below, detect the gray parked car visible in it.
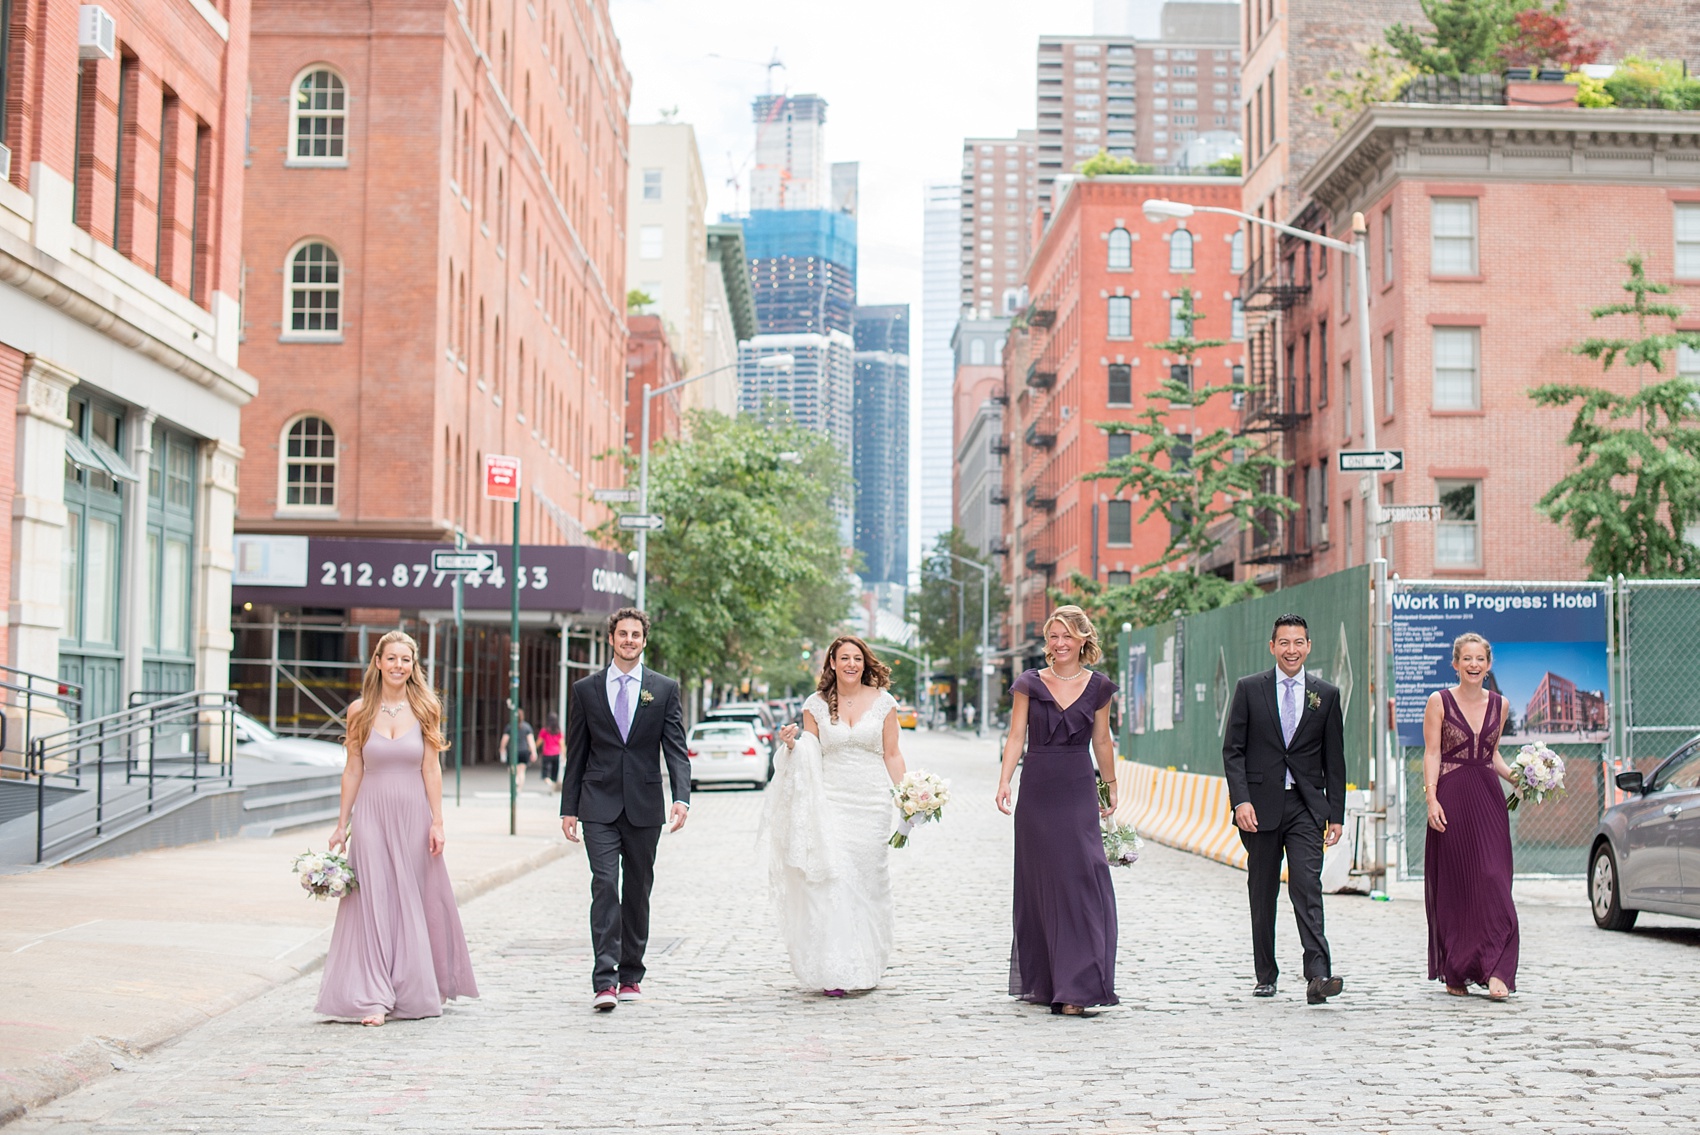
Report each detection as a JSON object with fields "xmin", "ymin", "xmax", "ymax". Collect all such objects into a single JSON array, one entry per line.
[{"xmin": 1589, "ymin": 734, "xmax": 1700, "ymax": 930}]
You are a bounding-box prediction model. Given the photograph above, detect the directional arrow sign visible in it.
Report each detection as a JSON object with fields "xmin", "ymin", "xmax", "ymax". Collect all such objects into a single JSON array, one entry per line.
[
  {"xmin": 617, "ymin": 513, "xmax": 665, "ymax": 532},
  {"xmin": 431, "ymin": 549, "xmax": 499, "ymax": 574},
  {"xmin": 1338, "ymin": 448, "xmax": 1405, "ymax": 473},
  {"xmin": 593, "ymin": 487, "xmax": 640, "ymax": 503}
]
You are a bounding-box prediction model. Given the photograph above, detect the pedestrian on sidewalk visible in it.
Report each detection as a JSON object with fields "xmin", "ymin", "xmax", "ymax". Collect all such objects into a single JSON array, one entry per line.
[
  {"xmin": 996, "ymin": 605, "xmax": 1121, "ymax": 1017},
  {"xmin": 1423, "ymin": 632, "xmax": 1519, "ymax": 1000},
  {"xmin": 1222, "ymin": 614, "xmax": 1346, "ymax": 1005},
  {"xmin": 538, "ymin": 712, "xmax": 565, "ymax": 791},
  {"xmin": 317, "ymin": 630, "xmax": 479, "ymax": 1026},
  {"xmin": 500, "ymin": 708, "xmax": 538, "ymax": 793},
  {"xmin": 560, "ymin": 607, "xmax": 691, "ymax": 1012}
]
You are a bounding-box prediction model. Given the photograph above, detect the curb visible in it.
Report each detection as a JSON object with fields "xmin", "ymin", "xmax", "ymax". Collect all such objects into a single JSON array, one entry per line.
[{"xmin": 0, "ymin": 838, "xmax": 573, "ymax": 1128}]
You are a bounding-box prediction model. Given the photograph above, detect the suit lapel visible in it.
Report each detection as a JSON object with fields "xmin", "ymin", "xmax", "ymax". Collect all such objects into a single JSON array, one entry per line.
[{"xmin": 1261, "ymin": 670, "xmax": 1282, "ymax": 747}]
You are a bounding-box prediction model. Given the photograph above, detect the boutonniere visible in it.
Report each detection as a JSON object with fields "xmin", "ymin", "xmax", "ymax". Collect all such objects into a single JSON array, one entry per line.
[
  {"xmin": 638, "ymin": 689, "xmax": 654, "ymax": 708},
  {"xmin": 1306, "ymin": 689, "xmax": 1321, "ymax": 711}
]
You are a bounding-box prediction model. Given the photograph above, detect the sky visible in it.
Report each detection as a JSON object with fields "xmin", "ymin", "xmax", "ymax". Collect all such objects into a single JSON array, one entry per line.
[{"xmin": 609, "ymin": 0, "xmax": 1096, "ymax": 577}]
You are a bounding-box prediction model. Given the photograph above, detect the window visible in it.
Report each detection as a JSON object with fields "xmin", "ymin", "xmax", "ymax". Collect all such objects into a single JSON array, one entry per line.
[
  {"xmin": 639, "ymin": 225, "xmax": 663, "ymax": 259},
  {"xmin": 969, "ymin": 338, "xmax": 986, "ymax": 365},
  {"xmin": 1431, "ymin": 198, "xmax": 1477, "ymax": 276},
  {"xmin": 1344, "ymin": 499, "xmax": 1354, "ymax": 565},
  {"xmin": 1107, "ymin": 500, "xmax": 1132, "ymax": 545},
  {"xmin": 1317, "ymin": 321, "xmax": 1329, "ymax": 406},
  {"xmin": 1107, "ymin": 227, "xmax": 1131, "ymax": 270},
  {"xmin": 1107, "ymin": 432, "xmax": 1132, "ymax": 460},
  {"xmin": 1432, "ymin": 326, "xmax": 1480, "ymax": 409},
  {"xmin": 1230, "ymin": 298, "xmax": 1245, "ymax": 340},
  {"xmin": 282, "ymin": 415, "xmax": 337, "ymax": 510},
  {"xmin": 1305, "ymin": 464, "xmax": 1323, "ymax": 547},
  {"xmin": 1107, "ymin": 363, "xmax": 1132, "ymax": 404},
  {"xmin": 1108, "ymin": 295, "xmax": 1132, "ymax": 338},
  {"xmin": 290, "ymin": 68, "xmax": 348, "ymax": 163},
  {"xmin": 1436, "ymin": 480, "xmax": 1482, "ymax": 567},
  {"xmin": 1169, "ymin": 228, "xmax": 1194, "ymax": 271},
  {"xmin": 285, "ymin": 242, "xmax": 342, "ymax": 337},
  {"xmin": 1677, "ymin": 204, "xmax": 1700, "ymax": 278},
  {"xmin": 1342, "ymin": 361, "xmax": 1353, "ymax": 438},
  {"xmin": 642, "ymin": 168, "xmax": 662, "ymax": 201},
  {"xmin": 61, "ymin": 396, "xmax": 133, "ymax": 668},
  {"xmin": 1230, "ymin": 229, "xmax": 1245, "ymax": 274},
  {"xmin": 144, "ymin": 425, "xmax": 197, "ymax": 676},
  {"xmin": 1381, "ymin": 208, "xmax": 1394, "ymax": 284},
  {"xmin": 1169, "ymin": 297, "xmax": 1186, "ymax": 338},
  {"xmin": 1107, "ymin": 571, "xmax": 1132, "ymax": 587},
  {"xmin": 1679, "ymin": 343, "xmax": 1700, "ymax": 381},
  {"xmin": 1383, "ymin": 332, "xmax": 1396, "ymax": 416}
]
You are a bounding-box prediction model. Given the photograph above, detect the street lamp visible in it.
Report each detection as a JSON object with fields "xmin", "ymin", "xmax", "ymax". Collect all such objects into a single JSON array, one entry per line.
[
  {"xmin": 1143, "ymin": 197, "xmax": 1390, "ymax": 888},
  {"xmin": 636, "ymin": 353, "xmax": 794, "ymax": 610},
  {"xmin": 943, "ymin": 552, "xmax": 995, "ymax": 740}
]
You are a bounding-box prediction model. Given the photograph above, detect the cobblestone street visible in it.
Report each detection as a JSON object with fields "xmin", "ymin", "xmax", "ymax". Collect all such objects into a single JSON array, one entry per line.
[{"xmin": 11, "ymin": 731, "xmax": 1700, "ymax": 1134}]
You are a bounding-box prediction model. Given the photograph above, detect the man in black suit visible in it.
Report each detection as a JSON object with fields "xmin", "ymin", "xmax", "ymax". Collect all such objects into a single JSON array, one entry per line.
[
  {"xmin": 1221, "ymin": 613, "xmax": 1347, "ymax": 1004},
  {"xmin": 560, "ymin": 606, "xmax": 691, "ymax": 1012}
]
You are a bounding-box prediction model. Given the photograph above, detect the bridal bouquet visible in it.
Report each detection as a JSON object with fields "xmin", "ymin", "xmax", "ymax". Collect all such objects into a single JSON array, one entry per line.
[
  {"xmin": 1102, "ymin": 819, "xmax": 1143, "ymax": 867},
  {"xmin": 890, "ymin": 770, "xmax": 949, "ymax": 848},
  {"xmin": 292, "ymin": 848, "xmax": 357, "ymax": 900},
  {"xmin": 1507, "ymin": 743, "xmax": 1565, "ymax": 812}
]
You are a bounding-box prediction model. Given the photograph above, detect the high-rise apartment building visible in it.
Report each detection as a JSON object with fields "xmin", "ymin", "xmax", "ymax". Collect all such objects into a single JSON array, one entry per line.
[
  {"xmin": 738, "ymin": 332, "xmax": 856, "ymax": 540},
  {"xmin": 853, "ymin": 305, "xmax": 910, "ymax": 586},
  {"xmin": 1036, "ymin": 3, "xmax": 1241, "ymax": 218},
  {"xmin": 750, "ymin": 94, "xmax": 828, "ymax": 211},
  {"xmin": 743, "ymin": 209, "xmax": 858, "ymax": 336},
  {"xmin": 919, "ymin": 181, "xmax": 962, "ymax": 558},
  {"xmin": 960, "ymin": 133, "xmax": 1038, "ymax": 320}
]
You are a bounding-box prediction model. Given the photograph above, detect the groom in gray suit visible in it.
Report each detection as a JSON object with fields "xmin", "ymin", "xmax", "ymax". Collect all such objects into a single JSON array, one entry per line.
[
  {"xmin": 560, "ymin": 606, "xmax": 691, "ymax": 1012},
  {"xmin": 1222, "ymin": 613, "xmax": 1347, "ymax": 1005}
]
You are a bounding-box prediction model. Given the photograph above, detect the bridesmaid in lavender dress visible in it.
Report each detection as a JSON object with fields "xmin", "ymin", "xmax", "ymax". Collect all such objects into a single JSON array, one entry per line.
[
  {"xmin": 996, "ymin": 605, "xmax": 1120, "ymax": 1016},
  {"xmin": 317, "ymin": 630, "xmax": 478, "ymax": 1025},
  {"xmin": 1423, "ymin": 632, "xmax": 1519, "ymax": 1000}
]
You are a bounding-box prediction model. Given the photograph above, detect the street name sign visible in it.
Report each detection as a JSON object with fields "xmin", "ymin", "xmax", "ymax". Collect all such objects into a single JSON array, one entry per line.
[
  {"xmin": 1338, "ymin": 449, "xmax": 1404, "ymax": 472},
  {"xmin": 431, "ymin": 549, "xmax": 499, "ymax": 574},
  {"xmin": 1380, "ymin": 504, "xmax": 1443, "ymax": 524},
  {"xmin": 593, "ymin": 487, "xmax": 640, "ymax": 503},
  {"xmin": 617, "ymin": 513, "xmax": 665, "ymax": 531}
]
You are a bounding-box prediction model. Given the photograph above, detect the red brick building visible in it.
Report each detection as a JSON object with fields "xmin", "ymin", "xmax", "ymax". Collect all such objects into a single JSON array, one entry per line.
[
  {"xmin": 235, "ymin": 0, "xmax": 630, "ymax": 550},
  {"xmin": 1003, "ymin": 174, "xmax": 1243, "ymax": 654},
  {"xmin": 1253, "ymin": 98, "xmax": 1700, "ymax": 583},
  {"xmin": 0, "ymin": 0, "xmax": 251, "ymax": 715},
  {"xmin": 624, "ymin": 313, "xmax": 681, "ymax": 449}
]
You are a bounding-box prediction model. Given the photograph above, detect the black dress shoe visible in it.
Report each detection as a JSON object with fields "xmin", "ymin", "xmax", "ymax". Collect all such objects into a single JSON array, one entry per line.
[
  {"xmin": 1306, "ymin": 976, "xmax": 1344, "ymax": 1004},
  {"xmin": 1252, "ymin": 982, "xmax": 1278, "ymax": 998}
]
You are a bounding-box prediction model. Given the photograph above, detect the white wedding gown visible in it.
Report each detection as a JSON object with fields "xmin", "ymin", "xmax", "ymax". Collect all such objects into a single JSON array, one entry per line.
[{"xmin": 763, "ymin": 690, "xmax": 896, "ymax": 991}]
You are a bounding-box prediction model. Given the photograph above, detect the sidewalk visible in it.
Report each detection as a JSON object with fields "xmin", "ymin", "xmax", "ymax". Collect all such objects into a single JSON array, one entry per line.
[{"xmin": 0, "ymin": 766, "xmax": 570, "ymax": 1124}]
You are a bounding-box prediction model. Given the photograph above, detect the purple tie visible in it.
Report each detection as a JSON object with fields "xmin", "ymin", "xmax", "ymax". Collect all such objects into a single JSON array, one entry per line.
[
  {"xmin": 1281, "ymin": 678, "xmax": 1299, "ymax": 747},
  {"xmin": 615, "ymin": 675, "xmax": 634, "ymax": 742}
]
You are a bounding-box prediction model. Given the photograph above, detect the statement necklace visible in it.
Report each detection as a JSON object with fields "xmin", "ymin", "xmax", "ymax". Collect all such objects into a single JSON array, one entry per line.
[{"xmin": 379, "ymin": 701, "xmax": 409, "ymax": 718}]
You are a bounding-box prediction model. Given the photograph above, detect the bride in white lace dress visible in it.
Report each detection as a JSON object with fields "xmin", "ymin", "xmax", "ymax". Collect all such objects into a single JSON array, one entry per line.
[{"xmin": 766, "ymin": 635, "xmax": 907, "ymax": 995}]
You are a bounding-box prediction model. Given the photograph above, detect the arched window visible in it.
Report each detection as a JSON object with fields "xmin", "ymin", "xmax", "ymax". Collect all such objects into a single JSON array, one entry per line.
[
  {"xmin": 290, "ymin": 68, "xmax": 348, "ymax": 164},
  {"xmin": 1108, "ymin": 227, "xmax": 1132, "ymax": 270},
  {"xmin": 285, "ymin": 241, "xmax": 342, "ymax": 337},
  {"xmin": 1169, "ymin": 228, "xmax": 1194, "ymax": 271},
  {"xmin": 281, "ymin": 416, "xmax": 337, "ymax": 510},
  {"xmin": 1230, "ymin": 229, "xmax": 1246, "ymax": 274}
]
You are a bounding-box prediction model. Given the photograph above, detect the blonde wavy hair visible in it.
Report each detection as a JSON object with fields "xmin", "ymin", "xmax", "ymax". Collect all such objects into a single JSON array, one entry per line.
[
  {"xmin": 344, "ymin": 630, "xmax": 449, "ymax": 757},
  {"xmin": 1043, "ymin": 604, "xmax": 1104, "ymax": 667},
  {"xmin": 815, "ymin": 635, "xmax": 892, "ymax": 723},
  {"xmin": 1452, "ymin": 632, "xmax": 1493, "ymax": 667}
]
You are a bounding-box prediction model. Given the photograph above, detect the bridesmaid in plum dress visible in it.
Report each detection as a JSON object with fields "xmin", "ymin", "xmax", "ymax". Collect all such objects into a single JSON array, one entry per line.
[
  {"xmin": 996, "ymin": 605, "xmax": 1121, "ymax": 1016},
  {"xmin": 1423, "ymin": 632, "xmax": 1519, "ymax": 1000},
  {"xmin": 317, "ymin": 630, "xmax": 478, "ymax": 1025}
]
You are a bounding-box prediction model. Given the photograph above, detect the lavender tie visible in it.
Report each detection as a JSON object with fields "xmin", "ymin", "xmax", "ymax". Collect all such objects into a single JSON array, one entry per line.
[
  {"xmin": 1281, "ymin": 677, "xmax": 1299, "ymax": 747},
  {"xmin": 615, "ymin": 675, "xmax": 634, "ymax": 742}
]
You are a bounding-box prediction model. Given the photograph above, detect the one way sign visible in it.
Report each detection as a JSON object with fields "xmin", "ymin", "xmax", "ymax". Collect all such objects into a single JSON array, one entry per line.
[{"xmin": 1337, "ymin": 449, "xmax": 1404, "ymax": 473}]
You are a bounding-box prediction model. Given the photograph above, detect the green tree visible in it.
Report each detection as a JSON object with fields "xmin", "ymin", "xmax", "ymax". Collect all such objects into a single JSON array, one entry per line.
[
  {"xmin": 1076, "ymin": 150, "xmax": 1155, "ymax": 177},
  {"xmin": 597, "ymin": 408, "xmax": 855, "ymax": 693},
  {"xmin": 626, "ymin": 288, "xmax": 655, "ymax": 312},
  {"xmin": 1073, "ymin": 288, "xmax": 1292, "ymax": 629},
  {"xmin": 1384, "ymin": 0, "xmax": 1519, "ymax": 75},
  {"xmin": 907, "ymin": 530, "xmax": 1008, "ymax": 720},
  {"xmin": 1530, "ymin": 253, "xmax": 1700, "ymax": 578},
  {"xmin": 1204, "ymin": 154, "xmax": 1243, "ymax": 176}
]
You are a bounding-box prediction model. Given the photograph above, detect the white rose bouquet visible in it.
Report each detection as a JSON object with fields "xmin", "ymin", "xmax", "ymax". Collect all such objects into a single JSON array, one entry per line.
[
  {"xmin": 889, "ymin": 770, "xmax": 949, "ymax": 848},
  {"xmin": 1102, "ymin": 819, "xmax": 1143, "ymax": 867},
  {"xmin": 1508, "ymin": 743, "xmax": 1565, "ymax": 812},
  {"xmin": 292, "ymin": 848, "xmax": 357, "ymax": 900}
]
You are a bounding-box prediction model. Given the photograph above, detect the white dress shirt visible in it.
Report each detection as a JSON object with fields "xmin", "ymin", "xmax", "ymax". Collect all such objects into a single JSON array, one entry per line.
[
  {"xmin": 1278, "ymin": 669, "xmax": 1303, "ymax": 789},
  {"xmin": 607, "ymin": 662, "xmax": 644, "ymax": 718}
]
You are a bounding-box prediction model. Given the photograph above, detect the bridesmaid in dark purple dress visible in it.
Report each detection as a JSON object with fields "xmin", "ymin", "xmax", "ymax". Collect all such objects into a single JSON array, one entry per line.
[
  {"xmin": 996, "ymin": 605, "xmax": 1120, "ymax": 1016},
  {"xmin": 1423, "ymin": 632, "xmax": 1519, "ymax": 1000}
]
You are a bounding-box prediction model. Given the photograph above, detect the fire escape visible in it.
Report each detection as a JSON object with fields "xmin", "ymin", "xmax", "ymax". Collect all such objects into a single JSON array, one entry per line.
[
  {"xmin": 1019, "ymin": 293, "xmax": 1060, "ymax": 641},
  {"xmin": 1236, "ymin": 205, "xmax": 1319, "ymax": 567}
]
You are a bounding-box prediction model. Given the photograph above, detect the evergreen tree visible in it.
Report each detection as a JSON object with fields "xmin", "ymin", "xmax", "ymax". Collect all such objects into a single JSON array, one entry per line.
[{"xmin": 1385, "ymin": 0, "xmax": 1519, "ymax": 75}]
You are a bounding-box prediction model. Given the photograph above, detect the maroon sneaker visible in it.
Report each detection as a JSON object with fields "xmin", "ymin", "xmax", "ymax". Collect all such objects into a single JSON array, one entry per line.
[
  {"xmin": 592, "ymin": 988, "xmax": 618, "ymax": 1011},
  {"xmin": 617, "ymin": 983, "xmax": 644, "ymax": 1002}
]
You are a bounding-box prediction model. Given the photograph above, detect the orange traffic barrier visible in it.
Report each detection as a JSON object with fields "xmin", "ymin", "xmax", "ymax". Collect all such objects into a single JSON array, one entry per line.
[{"xmin": 1113, "ymin": 761, "xmax": 1247, "ymax": 870}]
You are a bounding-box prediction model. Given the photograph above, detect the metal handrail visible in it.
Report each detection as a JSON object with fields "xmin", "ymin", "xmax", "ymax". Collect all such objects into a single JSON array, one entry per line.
[
  {"xmin": 26, "ymin": 690, "xmax": 238, "ymax": 863},
  {"xmin": 0, "ymin": 665, "xmax": 84, "ymax": 781}
]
